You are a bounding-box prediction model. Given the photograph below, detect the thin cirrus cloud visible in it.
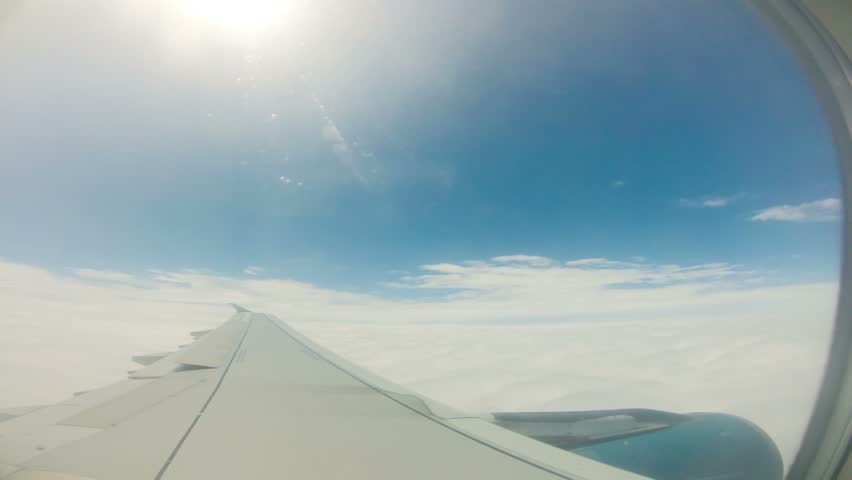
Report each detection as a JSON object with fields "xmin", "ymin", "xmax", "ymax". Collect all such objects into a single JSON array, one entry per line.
[
  {"xmin": 0, "ymin": 256, "xmax": 837, "ymax": 467},
  {"xmin": 492, "ymin": 255, "xmax": 554, "ymax": 266},
  {"xmin": 321, "ymin": 122, "xmax": 348, "ymax": 155},
  {"xmin": 242, "ymin": 266, "xmax": 264, "ymax": 276},
  {"xmin": 563, "ymin": 257, "xmax": 633, "ymax": 267},
  {"xmin": 306, "ymin": 84, "xmax": 368, "ymax": 185},
  {"xmin": 73, "ymin": 268, "xmax": 138, "ymax": 284},
  {"xmin": 679, "ymin": 193, "xmax": 744, "ymax": 208},
  {"xmin": 751, "ymin": 198, "xmax": 841, "ymax": 223}
]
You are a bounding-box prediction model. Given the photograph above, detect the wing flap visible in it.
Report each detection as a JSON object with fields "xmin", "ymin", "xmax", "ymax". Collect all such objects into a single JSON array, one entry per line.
[
  {"xmin": 0, "ymin": 312, "xmax": 247, "ymax": 480},
  {"xmin": 0, "ymin": 465, "xmax": 18, "ymax": 478},
  {"xmin": 21, "ymin": 371, "xmax": 217, "ymax": 480},
  {"xmin": 5, "ymin": 470, "xmax": 94, "ymax": 480},
  {"xmin": 131, "ymin": 352, "xmax": 170, "ymax": 366},
  {"xmin": 128, "ymin": 313, "xmax": 249, "ymax": 379},
  {"xmin": 176, "ymin": 315, "xmax": 249, "ymax": 368},
  {"xmin": 0, "ymin": 407, "xmax": 42, "ymax": 424},
  {"xmin": 0, "ymin": 425, "xmax": 100, "ymax": 465},
  {"xmin": 59, "ymin": 369, "xmax": 215, "ymax": 428}
]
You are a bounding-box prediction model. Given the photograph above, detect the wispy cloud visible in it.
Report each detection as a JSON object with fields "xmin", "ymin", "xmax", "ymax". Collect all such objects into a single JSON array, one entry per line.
[
  {"xmin": 751, "ymin": 198, "xmax": 841, "ymax": 223},
  {"xmin": 492, "ymin": 255, "xmax": 553, "ymax": 266},
  {"xmin": 611, "ymin": 179, "xmax": 625, "ymax": 189},
  {"xmin": 679, "ymin": 193, "xmax": 744, "ymax": 208},
  {"xmin": 563, "ymin": 257, "xmax": 634, "ymax": 268},
  {"xmin": 73, "ymin": 268, "xmax": 137, "ymax": 284},
  {"xmin": 321, "ymin": 123, "xmax": 346, "ymax": 152},
  {"xmin": 242, "ymin": 266, "xmax": 264, "ymax": 276},
  {"xmin": 702, "ymin": 198, "xmax": 733, "ymax": 207},
  {"xmin": 0, "ymin": 257, "xmax": 836, "ymax": 467},
  {"xmin": 303, "ymin": 81, "xmax": 367, "ymax": 185}
]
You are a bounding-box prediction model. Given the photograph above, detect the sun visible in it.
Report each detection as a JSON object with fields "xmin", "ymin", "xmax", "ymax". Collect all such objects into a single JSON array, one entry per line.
[{"xmin": 177, "ymin": 0, "xmax": 287, "ymax": 35}]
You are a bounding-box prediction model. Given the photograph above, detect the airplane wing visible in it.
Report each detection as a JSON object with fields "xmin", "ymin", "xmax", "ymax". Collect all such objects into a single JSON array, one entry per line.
[{"xmin": 0, "ymin": 308, "xmax": 649, "ymax": 480}]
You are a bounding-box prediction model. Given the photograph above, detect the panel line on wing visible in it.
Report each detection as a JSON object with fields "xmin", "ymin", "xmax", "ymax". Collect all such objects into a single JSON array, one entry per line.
[{"xmin": 151, "ymin": 315, "xmax": 254, "ymax": 480}]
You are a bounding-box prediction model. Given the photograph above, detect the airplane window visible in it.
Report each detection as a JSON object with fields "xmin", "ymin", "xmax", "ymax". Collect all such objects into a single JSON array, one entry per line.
[{"xmin": 0, "ymin": 1, "xmax": 846, "ymax": 479}]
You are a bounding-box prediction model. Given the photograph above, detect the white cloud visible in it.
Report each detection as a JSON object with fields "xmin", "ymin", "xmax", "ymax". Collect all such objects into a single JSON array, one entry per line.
[
  {"xmin": 611, "ymin": 179, "xmax": 625, "ymax": 188},
  {"xmin": 332, "ymin": 142, "xmax": 348, "ymax": 156},
  {"xmin": 679, "ymin": 194, "xmax": 743, "ymax": 208},
  {"xmin": 321, "ymin": 123, "xmax": 345, "ymax": 145},
  {"xmin": 702, "ymin": 198, "xmax": 731, "ymax": 207},
  {"xmin": 73, "ymin": 268, "xmax": 137, "ymax": 284},
  {"xmin": 492, "ymin": 255, "xmax": 553, "ymax": 266},
  {"xmin": 319, "ymin": 118, "xmax": 367, "ymax": 184},
  {"xmin": 322, "ymin": 121, "xmax": 350, "ymax": 159},
  {"xmin": 0, "ymin": 257, "xmax": 837, "ymax": 468},
  {"xmin": 563, "ymin": 257, "xmax": 625, "ymax": 267},
  {"xmin": 242, "ymin": 266, "xmax": 263, "ymax": 276},
  {"xmin": 751, "ymin": 198, "xmax": 841, "ymax": 223},
  {"xmin": 303, "ymin": 82, "xmax": 366, "ymax": 185}
]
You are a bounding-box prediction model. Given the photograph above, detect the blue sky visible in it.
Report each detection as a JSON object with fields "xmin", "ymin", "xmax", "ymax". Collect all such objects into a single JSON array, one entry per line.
[
  {"xmin": 0, "ymin": 0, "xmax": 842, "ymax": 291},
  {"xmin": 0, "ymin": 1, "xmax": 845, "ymax": 466}
]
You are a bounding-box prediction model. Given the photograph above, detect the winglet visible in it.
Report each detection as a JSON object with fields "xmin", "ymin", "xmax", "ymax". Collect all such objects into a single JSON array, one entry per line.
[{"xmin": 231, "ymin": 303, "xmax": 251, "ymax": 313}]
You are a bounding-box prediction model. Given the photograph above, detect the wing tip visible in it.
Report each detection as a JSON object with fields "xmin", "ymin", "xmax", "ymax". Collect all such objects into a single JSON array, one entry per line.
[{"xmin": 231, "ymin": 303, "xmax": 251, "ymax": 313}]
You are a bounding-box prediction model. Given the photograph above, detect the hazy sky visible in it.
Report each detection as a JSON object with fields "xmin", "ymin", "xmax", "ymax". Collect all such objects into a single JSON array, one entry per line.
[
  {"xmin": 0, "ymin": 0, "xmax": 841, "ymax": 284},
  {"xmin": 0, "ymin": 0, "xmax": 844, "ymax": 469}
]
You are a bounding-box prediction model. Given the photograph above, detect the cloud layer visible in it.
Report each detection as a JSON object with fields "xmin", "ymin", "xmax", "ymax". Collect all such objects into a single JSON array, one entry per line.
[
  {"xmin": 752, "ymin": 198, "xmax": 841, "ymax": 222},
  {"xmin": 0, "ymin": 256, "xmax": 838, "ymax": 468}
]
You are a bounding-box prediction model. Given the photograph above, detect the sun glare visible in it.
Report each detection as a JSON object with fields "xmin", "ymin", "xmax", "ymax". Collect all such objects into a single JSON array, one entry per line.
[{"xmin": 177, "ymin": 0, "xmax": 287, "ymax": 35}]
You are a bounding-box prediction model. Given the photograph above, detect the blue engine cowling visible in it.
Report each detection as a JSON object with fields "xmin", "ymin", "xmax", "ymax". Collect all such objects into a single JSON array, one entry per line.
[{"xmin": 492, "ymin": 410, "xmax": 783, "ymax": 480}]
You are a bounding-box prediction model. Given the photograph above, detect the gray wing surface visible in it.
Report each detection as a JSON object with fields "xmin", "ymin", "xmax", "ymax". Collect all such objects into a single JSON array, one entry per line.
[{"xmin": 0, "ymin": 309, "xmax": 648, "ymax": 480}]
